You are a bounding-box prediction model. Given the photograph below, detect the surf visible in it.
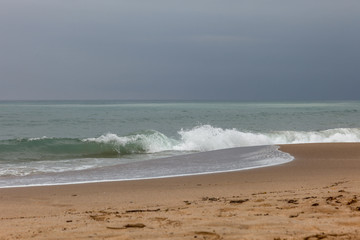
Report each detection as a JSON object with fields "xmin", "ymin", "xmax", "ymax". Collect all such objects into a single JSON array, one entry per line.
[
  {"xmin": 2, "ymin": 125, "xmax": 360, "ymax": 163},
  {"xmin": 1, "ymin": 125, "xmax": 360, "ymax": 178},
  {"xmin": 0, "ymin": 145, "xmax": 293, "ymax": 188}
]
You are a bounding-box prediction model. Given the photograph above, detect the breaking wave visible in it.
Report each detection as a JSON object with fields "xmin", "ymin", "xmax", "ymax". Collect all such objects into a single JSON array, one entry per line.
[
  {"xmin": 1, "ymin": 125, "xmax": 360, "ymax": 163},
  {"xmin": 174, "ymin": 125, "xmax": 360, "ymax": 151},
  {"xmin": 1, "ymin": 125, "xmax": 360, "ymax": 178},
  {"xmin": 86, "ymin": 125, "xmax": 360, "ymax": 153}
]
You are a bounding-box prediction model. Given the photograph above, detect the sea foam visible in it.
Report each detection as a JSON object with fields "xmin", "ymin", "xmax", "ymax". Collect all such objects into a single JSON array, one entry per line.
[
  {"xmin": 85, "ymin": 125, "xmax": 360, "ymax": 154},
  {"xmin": 1, "ymin": 125, "xmax": 360, "ymax": 178},
  {"xmin": 0, "ymin": 145, "xmax": 293, "ymax": 188}
]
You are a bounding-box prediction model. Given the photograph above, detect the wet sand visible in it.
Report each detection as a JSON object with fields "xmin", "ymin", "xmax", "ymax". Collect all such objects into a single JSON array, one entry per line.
[{"xmin": 1, "ymin": 143, "xmax": 360, "ymax": 239}]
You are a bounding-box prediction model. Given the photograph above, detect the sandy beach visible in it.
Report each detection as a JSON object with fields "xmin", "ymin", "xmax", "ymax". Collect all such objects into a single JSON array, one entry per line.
[{"xmin": 1, "ymin": 142, "xmax": 360, "ymax": 239}]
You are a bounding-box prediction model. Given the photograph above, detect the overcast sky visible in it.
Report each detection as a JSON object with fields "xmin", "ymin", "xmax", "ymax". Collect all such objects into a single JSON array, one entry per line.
[{"xmin": 0, "ymin": 0, "xmax": 359, "ymax": 101}]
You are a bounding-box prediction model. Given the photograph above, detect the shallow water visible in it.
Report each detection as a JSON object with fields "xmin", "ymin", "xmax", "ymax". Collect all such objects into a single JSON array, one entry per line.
[
  {"xmin": 0, "ymin": 100, "xmax": 359, "ymax": 187},
  {"xmin": 0, "ymin": 145, "xmax": 293, "ymax": 188}
]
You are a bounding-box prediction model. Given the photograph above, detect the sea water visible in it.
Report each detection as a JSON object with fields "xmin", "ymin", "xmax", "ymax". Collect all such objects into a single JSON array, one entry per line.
[{"xmin": 1, "ymin": 100, "xmax": 360, "ymax": 188}]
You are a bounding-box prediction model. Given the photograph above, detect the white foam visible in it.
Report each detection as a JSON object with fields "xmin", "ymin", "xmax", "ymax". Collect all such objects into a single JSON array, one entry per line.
[
  {"xmin": 0, "ymin": 158, "xmax": 109, "ymax": 177},
  {"xmin": 83, "ymin": 125, "xmax": 360, "ymax": 154},
  {"xmin": 28, "ymin": 136, "xmax": 50, "ymax": 141},
  {"xmin": 0, "ymin": 145, "xmax": 293, "ymax": 188},
  {"xmin": 83, "ymin": 131, "xmax": 176, "ymax": 153},
  {"xmin": 175, "ymin": 126, "xmax": 360, "ymax": 150},
  {"xmin": 175, "ymin": 125, "xmax": 271, "ymax": 151},
  {"xmin": 8, "ymin": 125, "xmax": 357, "ymax": 178}
]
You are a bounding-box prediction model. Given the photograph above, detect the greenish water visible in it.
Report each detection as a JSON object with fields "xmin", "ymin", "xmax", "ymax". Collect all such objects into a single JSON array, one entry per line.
[
  {"xmin": 1, "ymin": 100, "xmax": 360, "ymax": 187},
  {"xmin": 1, "ymin": 100, "xmax": 360, "ymax": 140}
]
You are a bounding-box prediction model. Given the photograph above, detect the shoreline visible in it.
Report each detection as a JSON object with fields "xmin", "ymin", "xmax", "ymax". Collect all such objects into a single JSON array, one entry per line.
[
  {"xmin": 0, "ymin": 145, "xmax": 292, "ymax": 189},
  {"xmin": 1, "ymin": 142, "xmax": 360, "ymax": 239}
]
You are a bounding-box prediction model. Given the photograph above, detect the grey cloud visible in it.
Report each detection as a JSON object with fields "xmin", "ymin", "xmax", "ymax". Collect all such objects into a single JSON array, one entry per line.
[{"xmin": 0, "ymin": 0, "xmax": 359, "ymax": 100}]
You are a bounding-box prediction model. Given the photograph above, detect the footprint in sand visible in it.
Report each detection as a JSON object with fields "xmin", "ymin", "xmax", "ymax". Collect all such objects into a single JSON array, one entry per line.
[{"xmin": 194, "ymin": 231, "xmax": 221, "ymax": 240}]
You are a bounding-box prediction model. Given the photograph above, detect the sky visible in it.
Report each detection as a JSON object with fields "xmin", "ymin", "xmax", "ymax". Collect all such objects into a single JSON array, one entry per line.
[{"xmin": 0, "ymin": 0, "xmax": 359, "ymax": 101}]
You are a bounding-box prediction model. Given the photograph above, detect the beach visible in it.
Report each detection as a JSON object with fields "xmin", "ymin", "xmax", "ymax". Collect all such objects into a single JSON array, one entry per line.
[
  {"xmin": 0, "ymin": 143, "xmax": 360, "ymax": 239},
  {"xmin": 2, "ymin": 0, "xmax": 360, "ymax": 237}
]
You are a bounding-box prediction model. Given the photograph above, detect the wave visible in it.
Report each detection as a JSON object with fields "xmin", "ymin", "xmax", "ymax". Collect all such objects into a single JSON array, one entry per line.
[
  {"xmin": 173, "ymin": 125, "xmax": 360, "ymax": 151},
  {"xmin": 1, "ymin": 125, "xmax": 360, "ymax": 163},
  {"xmin": 0, "ymin": 145, "xmax": 294, "ymax": 187},
  {"xmin": 0, "ymin": 137, "xmax": 119, "ymax": 162},
  {"xmin": 84, "ymin": 130, "xmax": 177, "ymax": 154},
  {"xmin": 85, "ymin": 126, "xmax": 360, "ymax": 153}
]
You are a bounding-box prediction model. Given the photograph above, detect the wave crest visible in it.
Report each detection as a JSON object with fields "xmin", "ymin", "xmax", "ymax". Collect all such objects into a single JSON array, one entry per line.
[
  {"xmin": 1, "ymin": 125, "xmax": 360, "ymax": 163},
  {"xmin": 85, "ymin": 125, "xmax": 360, "ymax": 154},
  {"xmin": 175, "ymin": 125, "xmax": 271, "ymax": 151},
  {"xmin": 84, "ymin": 130, "xmax": 176, "ymax": 154}
]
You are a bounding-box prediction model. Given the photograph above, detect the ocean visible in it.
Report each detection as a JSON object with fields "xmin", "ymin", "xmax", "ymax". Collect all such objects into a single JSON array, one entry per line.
[{"xmin": 1, "ymin": 100, "xmax": 360, "ymax": 188}]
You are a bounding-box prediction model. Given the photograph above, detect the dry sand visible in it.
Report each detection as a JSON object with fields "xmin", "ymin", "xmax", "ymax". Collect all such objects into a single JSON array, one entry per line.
[{"xmin": 1, "ymin": 143, "xmax": 360, "ymax": 239}]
